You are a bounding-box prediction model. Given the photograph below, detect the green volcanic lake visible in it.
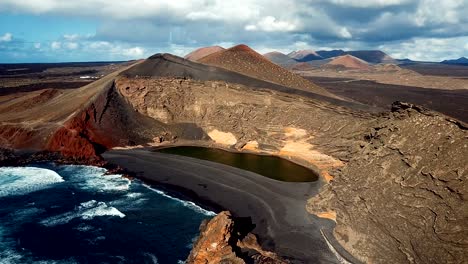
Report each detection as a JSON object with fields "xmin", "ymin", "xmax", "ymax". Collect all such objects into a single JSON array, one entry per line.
[{"xmin": 155, "ymin": 146, "xmax": 318, "ymax": 182}]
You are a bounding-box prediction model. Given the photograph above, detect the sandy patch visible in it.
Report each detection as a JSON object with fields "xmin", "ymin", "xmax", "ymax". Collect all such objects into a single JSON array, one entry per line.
[
  {"xmin": 207, "ymin": 129, "xmax": 237, "ymax": 146},
  {"xmin": 147, "ymin": 107, "xmax": 172, "ymax": 123},
  {"xmin": 242, "ymin": 140, "xmax": 259, "ymax": 151},
  {"xmin": 279, "ymin": 142, "xmax": 343, "ymax": 169},
  {"xmin": 321, "ymin": 171, "xmax": 335, "ymax": 183},
  {"xmin": 278, "ymin": 127, "xmax": 344, "ymax": 182},
  {"xmin": 284, "ymin": 127, "xmax": 308, "ymax": 139},
  {"xmin": 316, "ymin": 211, "xmax": 337, "ymax": 221},
  {"xmin": 112, "ymin": 145, "xmax": 145, "ymax": 150}
]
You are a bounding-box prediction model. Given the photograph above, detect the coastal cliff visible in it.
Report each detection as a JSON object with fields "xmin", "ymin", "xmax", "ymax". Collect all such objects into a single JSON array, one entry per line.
[
  {"xmin": 187, "ymin": 211, "xmax": 288, "ymax": 264},
  {"xmin": 308, "ymin": 103, "xmax": 468, "ymax": 263},
  {"xmin": 1, "ymin": 53, "xmax": 467, "ymax": 263}
]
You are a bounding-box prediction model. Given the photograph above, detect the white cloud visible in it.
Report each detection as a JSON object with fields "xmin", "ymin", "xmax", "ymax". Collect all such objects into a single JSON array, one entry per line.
[
  {"xmin": 0, "ymin": 32, "xmax": 12, "ymax": 42},
  {"xmin": 339, "ymin": 27, "xmax": 352, "ymax": 38},
  {"xmin": 380, "ymin": 36, "xmax": 468, "ymax": 61},
  {"xmin": 78, "ymin": 40, "xmax": 146, "ymax": 59},
  {"xmin": 51, "ymin": 41, "xmax": 61, "ymax": 49},
  {"xmin": 0, "ymin": 0, "xmax": 467, "ymax": 62},
  {"xmin": 63, "ymin": 34, "xmax": 79, "ymax": 41},
  {"xmin": 328, "ymin": 0, "xmax": 412, "ymax": 8},
  {"xmin": 245, "ymin": 25, "xmax": 257, "ymax": 31},
  {"xmin": 0, "ymin": 0, "xmax": 262, "ymax": 21},
  {"xmin": 65, "ymin": 42, "xmax": 79, "ymax": 49},
  {"xmin": 34, "ymin": 43, "xmax": 41, "ymax": 49},
  {"xmin": 121, "ymin": 47, "xmax": 144, "ymax": 57},
  {"xmin": 414, "ymin": 0, "xmax": 463, "ymax": 26},
  {"xmin": 245, "ymin": 16, "xmax": 297, "ymax": 32},
  {"xmin": 88, "ymin": 41, "xmax": 112, "ymax": 50}
]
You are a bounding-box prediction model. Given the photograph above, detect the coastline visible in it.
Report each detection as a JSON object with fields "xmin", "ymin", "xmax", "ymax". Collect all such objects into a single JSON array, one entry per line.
[
  {"xmin": 102, "ymin": 148, "xmax": 358, "ymax": 264},
  {"xmin": 0, "ymin": 146, "xmax": 359, "ymax": 263}
]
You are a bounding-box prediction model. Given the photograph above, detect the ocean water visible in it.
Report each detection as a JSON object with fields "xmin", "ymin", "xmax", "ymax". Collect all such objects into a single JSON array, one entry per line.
[{"xmin": 0, "ymin": 164, "xmax": 215, "ymax": 264}]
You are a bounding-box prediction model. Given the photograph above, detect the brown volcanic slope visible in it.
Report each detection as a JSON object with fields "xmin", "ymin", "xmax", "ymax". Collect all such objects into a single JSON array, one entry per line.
[
  {"xmin": 121, "ymin": 53, "xmax": 373, "ymax": 112},
  {"xmin": 0, "ymin": 54, "xmax": 372, "ymax": 157},
  {"xmin": 291, "ymin": 62, "xmax": 316, "ymax": 71},
  {"xmin": 184, "ymin": 46, "xmax": 225, "ymax": 61},
  {"xmin": 198, "ymin": 44, "xmax": 337, "ymax": 98},
  {"xmin": 1, "ymin": 53, "xmax": 467, "ymax": 263},
  {"xmin": 0, "ymin": 59, "xmax": 138, "ymax": 155},
  {"xmin": 347, "ymin": 50, "xmax": 395, "ymax": 64},
  {"xmin": 327, "ymin": 55, "xmax": 370, "ymax": 70}
]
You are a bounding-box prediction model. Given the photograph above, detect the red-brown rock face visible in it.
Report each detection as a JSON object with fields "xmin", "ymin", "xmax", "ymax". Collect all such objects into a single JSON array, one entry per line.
[
  {"xmin": 187, "ymin": 211, "xmax": 288, "ymax": 264},
  {"xmin": 47, "ymin": 107, "xmax": 108, "ymax": 159},
  {"xmin": 45, "ymin": 84, "xmax": 129, "ymax": 159}
]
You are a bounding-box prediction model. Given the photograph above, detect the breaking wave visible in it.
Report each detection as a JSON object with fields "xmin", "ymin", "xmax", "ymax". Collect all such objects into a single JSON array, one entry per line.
[
  {"xmin": 57, "ymin": 165, "xmax": 131, "ymax": 192},
  {"xmin": 142, "ymin": 184, "xmax": 216, "ymax": 216},
  {"xmin": 0, "ymin": 164, "xmax": 213, "ymax": 262},
  {"xmin": 0, "ymin": 167, "xmax": 64, "ymax": 198},
  {"xmin": 142, "ymin": 252, "xmax": 159, "ymax": 264},
  {"xmin": 40, "ymin": 200, "xmax": 125, "ymax": 227}
]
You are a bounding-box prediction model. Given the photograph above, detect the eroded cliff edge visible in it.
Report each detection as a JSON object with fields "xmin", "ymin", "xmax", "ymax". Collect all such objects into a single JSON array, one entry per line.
[
  {"xmin": 187, "ymin": 211, "xmax": 288, "ymax": 264},
  {"xmin": 1, "ymin": 54, "xmax": 467, "ymax": 263},
  {"xmin": 308, "ymin": 103, "xmax": 468, "ymax": 263},
  {"xmin": 111, "ymin": 71, "xmax": 468, "ymax": 262}
]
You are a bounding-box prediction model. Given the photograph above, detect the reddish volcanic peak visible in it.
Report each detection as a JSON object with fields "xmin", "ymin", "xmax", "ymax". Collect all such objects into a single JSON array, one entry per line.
[
  {"xmin": 199, "ymin": 44, "xmax": 336, "ymax": 98},
  {"xmin": 228, "ymin": 44, "xmax": 254, "ymax": 52},
  {"xmin": 184, "ymin": 46, "xmax": 225, "ymax": 62},
  {"xmin": 328, "ymin": 54, "xmax": 370, "ymax": 70}
]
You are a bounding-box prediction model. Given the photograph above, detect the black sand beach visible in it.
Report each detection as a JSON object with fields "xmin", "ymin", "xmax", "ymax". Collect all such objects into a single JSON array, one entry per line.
[{"xmin": 103, "ymin": 148, "xmax": 359, "ymax": 264}]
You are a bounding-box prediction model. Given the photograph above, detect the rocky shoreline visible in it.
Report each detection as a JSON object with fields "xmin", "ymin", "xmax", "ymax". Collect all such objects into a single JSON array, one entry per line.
[
  {"xmin": 187, "ymin": 211, "xmax": 289, "ymax": 264},
  {"xmin": 2, "ymin": 50, "xmax": 467, "ymax": 263},
  {"xmin": 102, "ymin": 148, "xmax": 353, "ymax": 263},
  {"xmin": 0, "ymin": 148, "xmax": 295, "ymax": 263}
]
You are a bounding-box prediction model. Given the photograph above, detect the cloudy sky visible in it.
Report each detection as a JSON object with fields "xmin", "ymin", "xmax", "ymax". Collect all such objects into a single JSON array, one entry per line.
[{"xmin": 0, "ymin": 0, "xmax": 467, "ymax": 63}]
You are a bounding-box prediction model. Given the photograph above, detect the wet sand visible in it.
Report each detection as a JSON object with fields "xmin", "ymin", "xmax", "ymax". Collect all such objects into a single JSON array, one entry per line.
[{"xmin": 103, "ymin": 148, "xmax": 359, "ymax": 264}]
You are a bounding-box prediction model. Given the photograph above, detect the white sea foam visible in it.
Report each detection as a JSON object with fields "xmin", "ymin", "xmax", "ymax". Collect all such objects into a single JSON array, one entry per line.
[
  {"xmin": 186, "ymin": 235, "xmax": 198, "ymax": 249},
  {"xmin": 0, "ymin": 249, "xmax": 77, "ymax": 264},
  {"xmin": 142, "ymin": 184, "xmax": 216, "ymax": 216},
  {"xmin": 59, "ymin": 165, "xmax": 131, "ymax": 192},
  {"xmin": 0, "ymin": 167, "xmax": 64, "ymax": 198},
  {"xmin": 9, "ymin": 207, "xmax": 45, "ymax": 222},
  {"xmin": 40, "ymin": 200, "xmax": 125, "ymax": 227},
  {"xmin": 142, "ymin": 252, "xmax": 159, "ymax": 264},
  {"xmin": 126, "ymin": 192, "xmax": 144, "ymax": 199},
  {"xmin": 0, "ymin": 227, "xmax": 24, "ymax": 264},
  {"xmin": 320, "ymin": 229, "xmax": 352, "ymax": 264},
  {"xmin": 86, "ymin": 235, "xmax": 106, "ymax": 246},
  {"xmin": 0, "ymin": 249, "xmax": 23, "ymax": 264},
  {"xmin": 74, "ymin": 223, "xmax": 94, "ymax": 232},
  {"xmin": 110, "ymin": 192, "xmax": 148, "ymax": 208}
]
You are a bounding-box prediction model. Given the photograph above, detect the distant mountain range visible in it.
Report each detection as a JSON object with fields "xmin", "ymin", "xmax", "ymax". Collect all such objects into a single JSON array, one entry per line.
[
  {"xmin": 287, "ymin": 50, "xmax": 322, "ymax": 62},
  {"xmin": 441, "ymin": 57, "xmax": 468, "ymax": 65},
  {"xmin": 264, "ymin": 49, "xmax": 395, "ymax": 64},
  {"xmin": 316, "ymin": 50, "xmax": 346, "ymax": 59},
  {"xmin": 263, "ymin": 51, "xmax": 297, "ymax": 65}
]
